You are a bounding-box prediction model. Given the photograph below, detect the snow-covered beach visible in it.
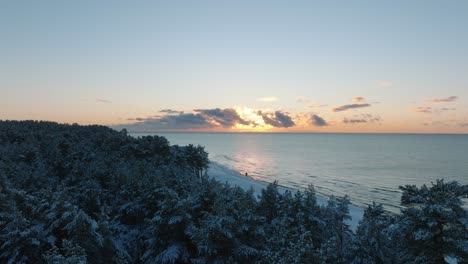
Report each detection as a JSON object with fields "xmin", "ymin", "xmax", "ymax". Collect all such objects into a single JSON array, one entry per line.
[{"xmin": 208, "ymin": 162, "xmax": 364, "ymax": 230}]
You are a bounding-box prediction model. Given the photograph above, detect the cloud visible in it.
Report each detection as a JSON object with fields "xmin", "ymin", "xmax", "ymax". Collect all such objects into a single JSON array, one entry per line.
[
  {"xmin": 333, "ymin": 103, "xmax": 371, "ymax": 112},
  {"xmin": 305, "ymin": 104, "xmax": 328, "ymax": 109},
  {"xmin": 118, "ymin": 108, "xmax": 254, "ymax": 131},
  {"xmin": 352, "ymin": 97, "xmax": 365, "ymax": 102},
  {"xmin": 343, "ymin": 114, "xmax": 382, "ymax": 124},
  {"xmin": 310, "ymin": 114, "xmax": 328, "ymax": 126},
  {"xmin": 194, "ymin": 108, "xmax": 250, "ymax": 127},
  {"xmin": 96, "ymin": 98, "xmax": 112, "ymax": 103},
  {"xmin": 433, "ymin": 121, "xmax": 449, "ymax": 126},
  {"xmin": 425, "ymin": 96, "xmax": 458, "ymax": 103},
  {"xmin": 123, "ymin": 113, "xmax": 215, "ymax": 131},
  {"xmin": 160, "ymin": 109, "xmax": 183, "ymax": 115},
  {"xmin": 127, "ymin": 117, "xmax": 155, "ymax": 121},
  {"xmin": 296, "ymin": 96, "xmax": 311, "ymax": 104},
  {"xmin": 118, "ymin": 108, "xmax": 302, "ymax": 131},
  {"xmin": 422, "ymin": 121, "xmax": 451, "ymax": 127},
  {"xmin": 413, "ymin": 106, "xmax": 432, "ymax": 113},
  {"xmin": 296, "ymin": 96, "xmax": 327, "ymax": 109},
  {"xmin": 81, "ymin": 98, "xmax": 112, "ymax": 104},
  {"xmin": 377, "ymin": 81, "xmax": 394, "ymax": 88},
  {"xmin": 258, "ymin": 110, "xmax": 295, "ymax": 128},
  {"xmin": 343, "ymin": 118, "xmax": 367, "ymax": 124},
  {"xmin": 413, "ymin": 106, "xmax": 458, "ymax": 114},
  {"xmin": 151, "ymin": 113, "xmax": 212, "ymax": 129},
  {"xmin": 257, "ymin": 97, "xmax": 278, "ymax": 102}
]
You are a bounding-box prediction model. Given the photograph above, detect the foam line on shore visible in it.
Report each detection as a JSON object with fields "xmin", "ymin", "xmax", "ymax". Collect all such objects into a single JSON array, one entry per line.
[{"xmin": 208, "ymin": 162, "xmax": 363, "ymax": 231}]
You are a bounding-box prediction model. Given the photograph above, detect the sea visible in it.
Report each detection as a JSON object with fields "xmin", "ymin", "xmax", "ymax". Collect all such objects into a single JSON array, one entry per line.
[{"xmin": 133, "ymin": 133, "xmax": 468, "ymax": 212}]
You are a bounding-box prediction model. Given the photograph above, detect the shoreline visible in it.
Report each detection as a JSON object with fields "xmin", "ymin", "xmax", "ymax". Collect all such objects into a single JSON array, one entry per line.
[{"xmin": 208, "ymin": 161, "xmax": 364, "ymax": 231}]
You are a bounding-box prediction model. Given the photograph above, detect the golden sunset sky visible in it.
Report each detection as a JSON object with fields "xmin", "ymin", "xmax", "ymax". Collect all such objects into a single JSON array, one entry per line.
[{"xmin": 2, "ymin": 1, "xmax": 468, "ymax": 133}]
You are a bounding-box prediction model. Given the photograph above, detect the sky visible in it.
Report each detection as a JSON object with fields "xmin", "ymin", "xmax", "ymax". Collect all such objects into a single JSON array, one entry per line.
[{"xmin": 1, "ymin": 0, "xmax": 468, "ymax": 133}]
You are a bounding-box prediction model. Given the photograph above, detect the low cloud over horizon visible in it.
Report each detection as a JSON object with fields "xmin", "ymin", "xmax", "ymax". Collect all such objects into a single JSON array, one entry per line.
[
  {"xmin": 310, "ymin": 114, "xmax": 328, "ymax": 126},
  {"xmin": 111, "ymin": 102, "xmax": 466, "ymax": 132},
  {"xmin": 258, "ymin": 110, "xmax": 295, "ymax": 128},
  {"xmin": 124, "ymin": 112, "xmax": 215, "ymax": 130},
  {"xmin": 117, "ymin": 108, "xmax": 300, "ymax": 131},
  {"xmin": 194, "ymin": 108, "xmax": 250, "ymax": 127},
  {"xmin": 343, "ymin": 114, "xmax": 381, "ymax": 124}
]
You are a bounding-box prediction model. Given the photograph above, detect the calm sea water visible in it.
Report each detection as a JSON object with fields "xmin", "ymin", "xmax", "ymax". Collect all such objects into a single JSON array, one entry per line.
[{"xmin": 134, "ymin": 133, "xmax": 468, "ymax": 212}]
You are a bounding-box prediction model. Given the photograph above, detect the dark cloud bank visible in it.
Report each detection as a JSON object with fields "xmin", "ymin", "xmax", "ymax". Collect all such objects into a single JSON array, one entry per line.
[
  {"xmin": 194, "ymin": 108, "xmax": 250, "ymax": 127},
  {"xmin": 118, "ymin": 108, "xmax": 297, "ymax": 131},
  {"xmin": 258, "ymin": 110, "xmax": 295, "ymax": 128},
  {"xmin": 127, "ymin": 113, "xmax": 214, "ymax": 130},
  {"xmin": 310, "ymin": 114, "xmax": 328, "ymax": 126}
]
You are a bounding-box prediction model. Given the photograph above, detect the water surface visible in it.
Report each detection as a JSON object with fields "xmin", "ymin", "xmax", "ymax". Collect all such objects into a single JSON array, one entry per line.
[{"xmin": 134, "ymin": 133, "xmax": 468, "ymax": 212}]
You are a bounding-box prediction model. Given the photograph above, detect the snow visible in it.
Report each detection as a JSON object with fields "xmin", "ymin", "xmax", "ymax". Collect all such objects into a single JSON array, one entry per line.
[
  {"xmin": 208, "ymin": 162, "xmax": 364, "ymax": 231},
  {"xmin": 446, "ymin": 256, "xmax": 457, "ymax": 264}
]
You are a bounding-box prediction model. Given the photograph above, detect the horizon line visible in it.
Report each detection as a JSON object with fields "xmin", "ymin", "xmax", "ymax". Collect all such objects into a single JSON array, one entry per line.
[
  {"xmin": 129, "ymin": 131, "xmax": 468, "ymax": 135},
  {"xmin": 4, "ymin": 120, "xmax": 467, "ymax": 135}
]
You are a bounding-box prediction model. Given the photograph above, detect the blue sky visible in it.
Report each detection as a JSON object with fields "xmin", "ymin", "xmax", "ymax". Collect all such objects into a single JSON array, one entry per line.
[{"xmin": 2, "ymin": 1, "xmax": 468, "ymax": 132}]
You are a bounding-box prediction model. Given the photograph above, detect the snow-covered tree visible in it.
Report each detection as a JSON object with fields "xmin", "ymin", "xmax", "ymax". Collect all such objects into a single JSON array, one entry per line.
[
  {"xmin": 1, "ymin": 121, "xmax": 466, "ymax": 263},
  {"xmin": 63, "ymin": 210, "xmax": 104, "ymax": 262},
  {"xmin": 354, "ymin": 202, "xmax": 396, "ymax": 263},
  {"xmin": 302, "ymin": 185, "xmax": 324, "ymax": 248},
  {"xmin": 0, "ymin": 212, "xmax": 45, "ymax": 263},
  {"xmin": 142, "ymin": 188, "xmax": 195, "ymax": 264},
  {"xmin": 398, "ymin": 179, "xmax": 468, "ymax": 263},
  {"xmin": 188, "ymin": 214, "xmax": 237, "ymax": 262},
  {"xmin": 43, "ymin": 239, "xmax": 87, "ymax": 264},
  {"xmin": 320, "ymin": 195, "xmax": 354, "ymax": 263},
  {"xmin": 258, "ymin": 181, "xmax": 281, "ymax": 222}
]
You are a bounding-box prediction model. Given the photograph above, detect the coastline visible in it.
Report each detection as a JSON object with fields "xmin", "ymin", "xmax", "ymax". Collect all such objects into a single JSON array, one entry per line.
[{"xmin": 208, "ymin": 161, "xmax": 364, "ymax": 231}]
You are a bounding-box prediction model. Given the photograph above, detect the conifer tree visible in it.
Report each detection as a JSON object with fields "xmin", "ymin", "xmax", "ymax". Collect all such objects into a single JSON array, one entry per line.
[
  {"xmin": 258, "ymin": 182, "xmax": 281, "ymax": 222},
  {"xmin": 320, "ymin": 195, "xmax": 354, "ymax": 263},
  {"xmin": 398, "ymin": 180, "xmax": 468, "ymax": 263},
  {"xmin": 355, "ymin": 202, "xmax": 396, "ymax": 263}
]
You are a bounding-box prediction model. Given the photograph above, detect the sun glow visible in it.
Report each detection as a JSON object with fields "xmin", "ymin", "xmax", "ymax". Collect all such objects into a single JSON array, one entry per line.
[{"xmin": 234, "ymin": 107, "xmax": 271, "ymax": 131}]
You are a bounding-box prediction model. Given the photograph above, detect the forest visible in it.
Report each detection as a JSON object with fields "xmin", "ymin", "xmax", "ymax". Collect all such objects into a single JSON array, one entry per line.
[{"xmin": 0, "ymin": 120, "xmax": 466, "ymax": 263}]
